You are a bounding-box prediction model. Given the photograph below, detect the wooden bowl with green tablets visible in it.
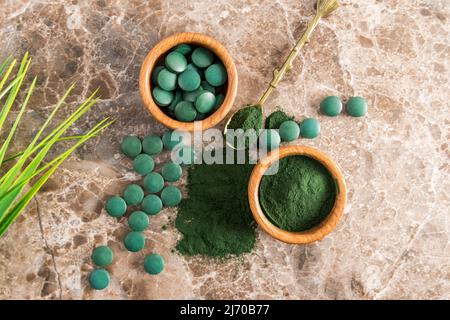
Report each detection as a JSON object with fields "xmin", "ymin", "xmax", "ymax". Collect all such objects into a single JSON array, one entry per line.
[
  {"xmin": 248, "ymin": 145, "xmax": 347, "ymax": 244},
  {"xmin": 139, "ymin": 32, "xmax": 238, "ymax": 131}
]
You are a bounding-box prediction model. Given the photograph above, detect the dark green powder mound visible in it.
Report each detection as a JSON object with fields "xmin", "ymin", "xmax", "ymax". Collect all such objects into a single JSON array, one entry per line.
[
  {"xmin": 259, "ymin": 156, "xmax": 336, "ymax": 232},
  {"xmin": 226, "ymin": 105, "xmax": 263, "ymax": 149},
  {"xmin": 176, "ymin": 149, "xmax": 256, "ymax": 257},
  {"xmin": 265, "ymin": 110, "xmax": 294, "ymax": 129},
  {"xmin": 227, "ymin": 105, "xmax": 263, "ymax": 131}
]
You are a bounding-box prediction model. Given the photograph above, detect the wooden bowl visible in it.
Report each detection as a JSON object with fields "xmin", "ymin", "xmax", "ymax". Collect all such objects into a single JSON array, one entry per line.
[
  {"xmin": 139, "ymin": 32, "xmax": 238, "ymax": 131},
  {"xmin": 248, "ymin": 145, "xmax": 347, "ymax": 244}
]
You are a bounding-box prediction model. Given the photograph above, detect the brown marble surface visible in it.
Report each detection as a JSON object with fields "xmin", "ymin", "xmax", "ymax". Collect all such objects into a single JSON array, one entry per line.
[{"xmin": 0, "ymin": 0, "xmax": 449, "ymax": 300}]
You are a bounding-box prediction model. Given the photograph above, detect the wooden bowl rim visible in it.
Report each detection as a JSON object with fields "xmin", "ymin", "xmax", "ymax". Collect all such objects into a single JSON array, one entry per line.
[
  {"xmin": 248, "ymin": 145, "xmax": 347, "ymax": 244},
  {"xmin": 139, "ymin": 32, "xmax": 238, "ymax": 131}
]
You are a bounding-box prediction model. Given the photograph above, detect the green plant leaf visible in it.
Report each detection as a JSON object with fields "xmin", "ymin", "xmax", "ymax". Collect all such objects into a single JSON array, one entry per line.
[
  {"xmin": 1, "ymin": 135, "xmax": 89, "ymax": 166},
  {"xmin": 0, "ymin": 77, "xmax": 36, "ymax": 165},
  {"xmin": 0, "ymin": 96, "xmax": 100, "ymax": 216},
  {"xmin": 0, "ymin": 55, "xmax": 31, "ymax": 140},
  {"xmin": 0, "ymin": 118, "xmax": 113, "ymax": 223},
  {"xmin": 0, "ymin": 89, "xmax": 97, "ymax": 190},
  {"xmin": 0, "ymin": 53, "xmax": 114, "ymax": 235},
  {"xmin": 0, "ymin": 57, "xmax": 17, "ymax": 93},
  {"xmin": 0, "ymin": 56, "xmax": 12, "ymax": 76},
  {"xmin": 0, "ymin": 117, "xmax": 113, "ymax": 205}
]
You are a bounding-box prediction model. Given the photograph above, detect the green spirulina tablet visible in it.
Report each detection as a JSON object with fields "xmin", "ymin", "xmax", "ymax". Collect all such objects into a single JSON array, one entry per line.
[
  {"xmin": 320, "ymin": 96, "xmax": 342, "ymax": 117},
  {"xmin": 183, "ymin": 86, "xmax": 203, "ymax": 103},
  {"xmin": 205, "ymin": 63, "xmax": 227, "ymax": 87},
  {"xmin": 191, "ymin": 47, "xmax": 214, "ymax": 68},
  {"xmin": 123, "ymin": 184, "xmax": 144, "ymax": 206},
  {"xmin": 300, "ymin": 118, "xmax": 320, "ymax": 139},
  {"xmin": 168, "ymin": 90, "xmax": 183, "ymax": 112},
  {"xmin": 175, "ymin": 101, "xmax": 197, "ymax": 122},
  {"xmin": 165, "ymin": 51, "xmax": 187, "ymax": 73},
  {"xmin": 123, "ymin": 231, "xmax": 145, "ymax": 252},
  {"xmin": 186, "ymin": 63, "xmax": 204, "ymax": 78},
  {"xmin": 157, "ymin": 68, "xmax": 177, "ymax": 91},
  {"xmin": 91, "ymin": 246, "xmax": 113, "ymax": 267},
  {"xmin": 173, "ymin": 44, "xmax": 192, "ymax": 56},
  {"xmin": 152, "ymin": 87, "xmax": 174, "ymax": 106},
  {"xmin": 195, "ymin": 91, "xmax": 216, "ymax": 113},
  {"xmin": 133, "ymin": 153, "xmax": 154, "ymax": 175},
  {"xmin": 259, "ymin": 129, "xmax": 281, "ymax": 151},
  {"xmin": 142, "ymin": 194, "xmax": 163, "ymax": 215},
  {"xmin": 105, "ymin": 196, "xmax": 127, "ymax": 217},
  {"xmin": 161, "ymin": 185, "xmax": 182, "ymax": 207},
  {"xmin": 142, "ymin": 135, "xmax": 163, "ymax": 155},
  {"xmin": 143, "ymin": 172, "xmax": 164, "ymax": 193},
  {"xmin": 151, "ymin": 66, "xmax": 164, "ymax": 85},
  {"xmin": 346, "ymin": 96, "xmax": 368, "ymax": 117},
  {"xmin": 214, "ymin": 93, "xmax": 225, "ymax": 110},
  {"xmin": 279, "ymin": 120, "xmax": 300, "ymax": 142},
  {"xmin": 201, "ymin": 81, "xmax": 215, "ymax": 94},
  {"xmin": 186, "ymin": 63, "xmax": 198, "ymax": 71},
  {"xmin": 89, "ymin": 269, "xmax": 110, "ymax": 290},
  {"xmin": 128, "ymin": 211, "xmax": 149, "ymax": 232},
  {"xmin": 178, "ymin": 69, "xmax": 201, "ymax": 92},
  {"xmin": 161, "ymin": 162, "xmax": 182, "ymax": 182},
  {"xmin": 144, "ymin": 254, "xmax": 164, "ymax": 275},
  {"xmin": 121, "ymin": 136, "xmax": 142, "ymax": 158},
  {"xmin": 162, "ymin": 130, "xmax": 183, "ymax": 150}
]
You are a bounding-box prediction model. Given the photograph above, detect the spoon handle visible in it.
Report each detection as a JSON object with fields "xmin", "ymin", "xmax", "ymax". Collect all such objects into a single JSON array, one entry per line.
[{"xmin": 257, "ymin": 0, "xmax": 339, "ymax": 107}]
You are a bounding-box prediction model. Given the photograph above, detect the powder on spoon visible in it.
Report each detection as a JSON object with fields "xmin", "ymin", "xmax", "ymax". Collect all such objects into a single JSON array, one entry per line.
[
  {"xmin": 227, "ymin": 105, "xmax": 263, "ymax": 131},
  {"xmin": 226, "ymin": 105, "xmax": 263, "ymax": 148},
  {"xmin": 259, "ymin": 155, "xmax": 336, "ymax": 232},
  {"xmin": 175, "ymin": 148, "xmax": 256, "ymax": 257}
]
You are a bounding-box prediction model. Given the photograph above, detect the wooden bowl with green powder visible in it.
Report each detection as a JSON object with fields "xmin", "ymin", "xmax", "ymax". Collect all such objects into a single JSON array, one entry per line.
[{"xmin": 248, "ymin": 145, "xmax": 347, "ymax": 244}]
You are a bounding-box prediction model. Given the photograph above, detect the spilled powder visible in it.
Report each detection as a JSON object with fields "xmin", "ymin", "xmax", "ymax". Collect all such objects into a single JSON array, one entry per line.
[
  {"xmin": 265, "ymin": 109, "xmax": 294, "ymax": 129},
  {"xmin": 175, "ymin": 149, "xmax": 256, "ymax": 257}
]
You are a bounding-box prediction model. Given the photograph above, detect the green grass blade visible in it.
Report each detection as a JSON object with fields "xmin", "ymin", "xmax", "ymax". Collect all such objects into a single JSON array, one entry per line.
[
  {"xmin": 0, "ymin": 73, "xmax": 26, "ymax": 102},
  {"xmin": 0, "ymin": 84, "xmax": 77, "ymax": 186},
  {"xmin": 0, "ymin": 56, "xmax": 12, "ymax": 76},
  {"xmin": 0, "ymin": 118, "xmax": 113, "ymax": 204},
  {"xmin": 0, "ymin": 55, "xmax": 30, "ymax": 131},
  {"xmin": 0, "ymin": 93, "xmax": 97, "ymax": 190},
  {"xmin": 0, "ymin": 58, "xmax": 17, "ymax": 93},
  {"xmin": 1, "ymin": 135, "xmax": 89, "ymax": 166},
  {"xmin": 0, "ymin": 118, "xmax": 113, "ymax": 234},
  {"xmin": 0, "ymin": 118, "xmax": 113, "ymax": 206},
  {"xmin": 0, "ymin": 77, "xmax": 36, "ymax": 165},
  {"xmin": 0, "ymin": 162, "xmax": 59, "ymax": 236},
  {"xmin": 27, "ymin": 83, "xmax": 76, "ymax": 150},
  {"xmin": 0, "ymin": 116, "xmax": 112, "ymax": 215}
]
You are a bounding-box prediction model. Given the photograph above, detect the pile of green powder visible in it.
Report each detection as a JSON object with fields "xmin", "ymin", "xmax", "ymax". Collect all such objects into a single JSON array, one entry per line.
[
  {"xmin": 225, "ymin": 105, "xmax": 263, "ymax": 149},
  {"xmin": 265, "ymin": 109, "xmax": 293, "ymax": 129},
  {"xmin": 259, "ymin": 155, "xmax": 337, "ymax": 232},
  {"xmin": 175, "ymin": 149, "xmax": 256, "ymax": 257},
  {"xmin": 227, "ymin": 105, "xmax": 263, "ymax": 131}
]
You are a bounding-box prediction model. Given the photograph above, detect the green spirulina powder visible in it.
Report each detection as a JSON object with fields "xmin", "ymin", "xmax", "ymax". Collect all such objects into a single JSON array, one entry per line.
[
  {"xmin": 227, "ymin": 105, "xmax": 263, "ymax": 131},
  {"xmin": 226, "ymin": 105, "xmax": 263, "ymax": 148},
  {"xmin": 176, "ymin": 149, "xmax": 256, "ymax": 257},
  {"xmin": 265, "ymin": 110, "xmax": 293, "ymax": 129},
  {"xmin": 259, "ymin": 156, "xmax": 337, "ymax": 232}
]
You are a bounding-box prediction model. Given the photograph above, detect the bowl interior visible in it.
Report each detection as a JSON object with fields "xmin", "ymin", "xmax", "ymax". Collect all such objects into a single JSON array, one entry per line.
[
  {"xmin": 248, "ymin": 145, "xmax": 347, "ymax": 244},
  {"xmin": 139, "ymin": 32, "xmax": 237, "ymax": 131},
  {"xmin": 151, "ymin": 45, "xmax": 229, "ymax": 121}
]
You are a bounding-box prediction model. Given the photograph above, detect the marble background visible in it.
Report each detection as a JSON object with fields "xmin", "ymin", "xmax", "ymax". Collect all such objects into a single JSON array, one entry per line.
[{"xmin": 0, "ymin": 0, "xmax": 449, "ymax": 299}]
